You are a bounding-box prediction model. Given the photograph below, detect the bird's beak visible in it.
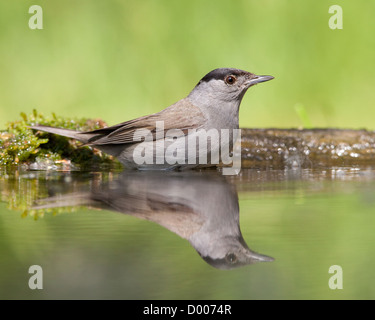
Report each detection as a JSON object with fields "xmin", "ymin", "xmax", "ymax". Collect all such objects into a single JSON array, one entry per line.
[
  {"xmin": 246, "ymin": 250, "xmax": 274, "ymax": 263},
  {"xmin": 246, "ymin": 75, "xmax": 274, "ymax": 87}
]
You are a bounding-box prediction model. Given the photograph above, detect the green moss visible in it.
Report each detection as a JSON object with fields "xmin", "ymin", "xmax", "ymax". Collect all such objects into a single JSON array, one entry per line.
[{"xmin": 0, "ymin": 109, "xmax": 121, "ymax": 170}]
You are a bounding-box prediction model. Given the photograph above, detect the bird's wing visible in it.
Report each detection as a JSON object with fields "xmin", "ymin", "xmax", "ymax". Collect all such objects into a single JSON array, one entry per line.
[{"xmin": 86, "ymin": 98, "xmax": 206, "ymax": 145}]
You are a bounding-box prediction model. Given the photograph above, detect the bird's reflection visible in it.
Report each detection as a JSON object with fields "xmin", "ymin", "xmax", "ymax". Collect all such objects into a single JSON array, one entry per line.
[{"xmin": 35, "ymin": 170, "xmax": 273, "ymax": 269}]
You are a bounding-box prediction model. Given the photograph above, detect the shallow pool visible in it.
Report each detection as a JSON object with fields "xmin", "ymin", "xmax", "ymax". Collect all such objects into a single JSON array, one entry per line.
[{"xmin": 1, "ymin": 166, "xmax": 374, "ymax": 299}]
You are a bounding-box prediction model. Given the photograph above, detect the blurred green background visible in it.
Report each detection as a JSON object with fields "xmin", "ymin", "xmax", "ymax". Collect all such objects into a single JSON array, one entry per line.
[{"xmin": 1, "ymin": 0, "xmax": 374, "ymax": 129}]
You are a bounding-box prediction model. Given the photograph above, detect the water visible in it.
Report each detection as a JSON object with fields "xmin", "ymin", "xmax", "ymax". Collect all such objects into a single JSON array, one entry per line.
[{"xmin": 1, "ymin": 166, "xmax": 375, "ymax": 299}]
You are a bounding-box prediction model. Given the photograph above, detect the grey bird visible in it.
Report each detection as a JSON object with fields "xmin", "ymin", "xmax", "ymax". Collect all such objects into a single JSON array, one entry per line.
[
  {"xmin": 34, "ymin": 170, "xmax": 274, "ymax": 269},
  {"xmin": 30, "ymin": 68, "xmax": 273, "ymax": 169}
]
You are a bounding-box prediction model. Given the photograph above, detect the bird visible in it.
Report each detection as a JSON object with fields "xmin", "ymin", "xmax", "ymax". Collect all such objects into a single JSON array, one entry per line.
[
  {"xmin": 30, "ymin": 68, "xmax": 274, "ymax": 170},
  {"xmin": 33, "ymin": 170, "xmax": 274, "ymax": 269}
]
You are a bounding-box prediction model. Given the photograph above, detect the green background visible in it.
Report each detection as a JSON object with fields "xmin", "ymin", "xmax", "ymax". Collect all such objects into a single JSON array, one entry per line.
[{"xmin": 1, "ymin": 0, "xmax": 374, "ymax": 129}]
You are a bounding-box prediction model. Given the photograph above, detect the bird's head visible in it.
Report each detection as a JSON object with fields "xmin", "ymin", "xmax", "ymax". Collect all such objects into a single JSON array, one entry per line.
[
  {"xmin": 188, "ymin": 68, "xmax": 274, "ymax": 105},
  {"xmin": 198, "ymin": 235, "xmax": 274, "ymax": 270}
]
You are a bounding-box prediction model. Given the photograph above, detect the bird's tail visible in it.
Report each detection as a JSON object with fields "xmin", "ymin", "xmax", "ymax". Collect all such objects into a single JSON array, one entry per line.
[
  {"xmin": 32, "ymin": 192, "xmax": 96, "ymax": 210},
  {"xmin": 29, "ymin": 125, "xmax": 94, "ymax": 144}
]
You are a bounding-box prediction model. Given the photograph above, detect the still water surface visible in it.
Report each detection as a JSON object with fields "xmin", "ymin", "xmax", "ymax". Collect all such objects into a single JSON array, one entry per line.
[{"xmin": 1, "ymin": 167, "xmax": 375, "ymax": 299}]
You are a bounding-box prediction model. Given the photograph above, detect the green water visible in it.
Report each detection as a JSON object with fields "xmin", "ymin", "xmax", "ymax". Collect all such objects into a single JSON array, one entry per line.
[{"xmin": 1, "ymin": 167, "xmax": 375, "ymax": 299}]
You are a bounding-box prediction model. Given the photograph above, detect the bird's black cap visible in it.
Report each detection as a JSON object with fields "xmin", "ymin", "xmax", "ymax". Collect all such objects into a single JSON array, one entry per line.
[{"xmin": 199, "ymin": 68, "xmax": 250, "ymax": 83}]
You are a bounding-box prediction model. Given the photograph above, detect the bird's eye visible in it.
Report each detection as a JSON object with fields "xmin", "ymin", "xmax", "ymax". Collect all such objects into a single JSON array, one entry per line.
[
  {"xmin": 225, "ymin": 253, "xmax": 237, "ymax": 264},
  {"xmin": 225, "ymin": 75, "xmax": 237, "ymax": 85}
]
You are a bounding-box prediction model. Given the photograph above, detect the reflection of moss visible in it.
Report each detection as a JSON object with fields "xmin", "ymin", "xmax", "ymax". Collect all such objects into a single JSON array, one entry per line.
[
  {"xmin": 0, "ymin": 169, "xmax": 114, "ymax": 219},
  {"xmin": 0, "ymin": 169, "xmax": 77, "ymax": 219},
  {"xmin": 0, "ymin": 109, "xmax": 121, "ymax": 170}
]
